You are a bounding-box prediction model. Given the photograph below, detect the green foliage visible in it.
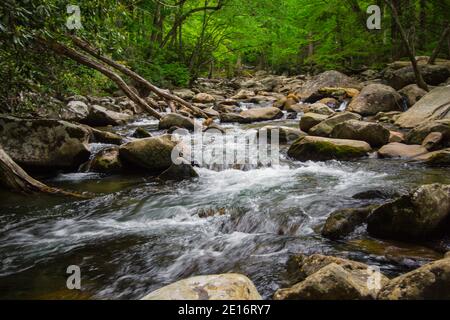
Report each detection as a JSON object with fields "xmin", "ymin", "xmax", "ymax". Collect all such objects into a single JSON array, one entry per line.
[{"xmin": 0, "ymin": 0, "xmax": 449, "ymax": 110}]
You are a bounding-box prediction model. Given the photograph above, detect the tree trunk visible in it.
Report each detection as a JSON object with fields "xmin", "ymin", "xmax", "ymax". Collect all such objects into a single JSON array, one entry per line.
[
  {"xmin": 429, "ymin": 23, "xmax": 450, "ymax": 64},
  {"xmin": 0, "ymin": 147, "xmax": 86, "ymax": 197},
  {"xmin": 37, "ymin": 37, "xmax": 162, "ymax": 119},
  {"xmin": 385, "ymin": 0, "xmax": 429, "ymax": 91},
  {"xmin": 70, "ymin": 36, "xmax": 207, "ymax": 118}
]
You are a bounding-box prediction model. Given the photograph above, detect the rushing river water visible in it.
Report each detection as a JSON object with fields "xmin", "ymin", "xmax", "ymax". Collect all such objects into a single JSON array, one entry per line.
[{"xmin": 0, "ymin": 111, "xmax": 449, "ymax": 299}]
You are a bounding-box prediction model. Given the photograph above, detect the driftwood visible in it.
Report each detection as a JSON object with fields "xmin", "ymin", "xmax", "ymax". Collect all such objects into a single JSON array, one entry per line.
[
  {"xmin": 70, "ymin": 36, "xmax": 208, "ymax": 118},
  {"xmin": 37, "ymin": 37, "xmax": 162, "ymax": 119},
  {"xmin": 0, "ymin": 147, "xmax": 87, "ymax": 198}
]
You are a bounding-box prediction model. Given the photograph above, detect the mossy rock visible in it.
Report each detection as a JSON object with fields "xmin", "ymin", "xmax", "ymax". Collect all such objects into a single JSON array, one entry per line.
[{"xmin": 288, "ymin": 136, "xmax": 371, "ymax": 161}]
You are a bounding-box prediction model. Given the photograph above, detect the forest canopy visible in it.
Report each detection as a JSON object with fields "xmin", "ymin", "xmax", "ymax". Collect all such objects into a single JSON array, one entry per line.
[{"xmin": 1, "ymin": 0, "xmax": 449, "ymax": 107}]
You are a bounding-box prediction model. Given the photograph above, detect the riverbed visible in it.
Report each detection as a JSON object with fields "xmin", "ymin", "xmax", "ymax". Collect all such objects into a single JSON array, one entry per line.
[{"xmin": 0, "ymin": 112, "xmax": 449, "ymax": 299}]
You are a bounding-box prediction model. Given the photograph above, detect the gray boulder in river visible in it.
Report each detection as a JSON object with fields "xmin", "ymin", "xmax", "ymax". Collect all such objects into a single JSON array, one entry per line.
[
  {"xmin": 395, "ymin": 86, "xmax": 450, "ymax": 128},
  {"xmin": 0, "ymin": 115, "xmax": 91, "ymax": 172},
  {"xmin": 367, "ymin": 183, "xmax": 450, "ymax": 241}
]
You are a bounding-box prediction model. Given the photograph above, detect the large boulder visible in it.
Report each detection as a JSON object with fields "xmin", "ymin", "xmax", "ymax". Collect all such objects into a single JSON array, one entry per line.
[
  {"xmin": 159, "ymin": 113, "xmax": 195, "ymax": 131},
  {"xmin": 322, "ymin": 205, "xmax": 378, "ymax": 240},
  {"xmin": 378, "ymin": 143, "xmax": 428, "ymax": 159},
  {"xmin": 398, "ymin": 84, "xmax": 428, "ymax": 107},
  {"xmin": 347, "ymin": 84, "xmax": 403, "ymax": 116},
  {"xmin": 141, "ymin": 274, "xmax": 262, "ymax": 300},
  {"xmin": 415, "ymin": 148, "xmax": 450, "ymax": 166},
  {"xmin": 367, "ymin": 183, "xmax": 450, "ymax": 240},
  {"xmin": 85, "ymin": 105, "xmax": 132, "ymax": 126},
  {"xmin": 119, "ymin": 135, "xmax": 181, "ymax": 173},
  {"xmin": 240, "ymin": 107, "xmax": 283, "ymax": 122},
  {"xmin": 385, "ymin": 64, "xmax": 450, "ymax": 90},
  {"xmin": 295, "ymin": 71, "xmax": 361, "ymax": 101},
  {"xmin": 395, "ymin": 86, "xmax": 450, "ymax": 128},
  {"xmin": 287, "ymin": 136, "xmax": 371, "ymax": 161},
  {"xmin": 308, "ymin": 112, "xmax": 362, "ymax": 137},
  {"xmin": 405, "ymin": 119, "xmax": 450, "ymax": 146},
  {"xmin": 378, "ymin": 257, "xmax": 450, "ymax": 300},
  {"xmin": 274, "ymin": 262, "xmax": 387, "ymax": 300},
  {"xmin": 331, "ymin": 120, "xmax": 390, "ymax": 147},
  {"xmin": 61, "ymin": 100, "xmax": 90, "ymax": 122},
  {"xmin": 0, "ymin": 115, "xmax": 90, "ymax": 171},
  {"xmin": 300, "ymin": 113, "xmax": 329, "ymax": 132}
]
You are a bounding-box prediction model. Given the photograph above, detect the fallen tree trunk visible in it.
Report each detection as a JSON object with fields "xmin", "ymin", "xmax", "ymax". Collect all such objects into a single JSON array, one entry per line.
[
  {"xmin": 0, "ymin": 147, "xmax": 87, "ymax": 198},
  {"xmin": 70, "ymin": 36, "xmax": 208, "ymax": 118},
  {"xmin": 37, "ymin": 37, "xmax": 162, "ymax": 119}
]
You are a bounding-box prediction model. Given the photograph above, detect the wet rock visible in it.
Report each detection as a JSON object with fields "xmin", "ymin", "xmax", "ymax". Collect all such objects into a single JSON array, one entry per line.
[
  {"xmin": 422, "ymin": 132, "xmax": 444, "ymax": 151},
  {"xmin": 415, "ymin": 148, "xmax": 450, "ymax": 166},
  {"xmin": 203, "ymin": 123, "xmax": 226, "ymax": 134},
  {"xmin": 347, "ymin": 84, "xmax": 403, "ymax": 116},
  {"xmin": 193, "ymin": 92, "xmax": 216, "ymax": 103},
  {"xmin": 240, "ymin": 107, "xmax": 283, "ymax": 122},
  {"xmin": 378, "ymin": 256, "xmax": 450, "ymax": 300},
  {"xmin": 322, "ymin": 205, "xmax": 378, "ymax": 240},
  {"xmin": 308, "ymin": 112, "xmax": 362, "ymax": 137},
  {"xmin": 405, "ymin": 119, "xmax": 450, "ymax": 145},
  {"xmin": 259, "ymin": 126, "xmax": 306, "ymax": 143},
  {"xmin": 86, "ymin": 105, "xmax": 132, "ymax": 126},
  {"xmin": 395, "ymin": 86, "xmax": 450, "ymax": 128},
  {"xmin": 219, "ymin": 112, "xmax": 250, "ymax": 123},
  {"xmin": 158, "ymin": 157, "xmax": 198, "ymax": 181},
  {"xmin": 159, "ymin": 113, "xmax": 195, "ymax": 131},
  {"xmin": 119, "ymin": 135, "xmax": 180, "ymax": 173},
  {"xmin": 132, "ymin": 127, "xmax": 152, "ymax": 138},
  {"xmin": 385, "ymin": 64, "xmax": 450, "ymax": 90},
  {"xmin": 378, "ymin": 143, "xmax": 428, "ymax": 159},
  {"xmin": 197, "ymin": 207, "xmax": 226, "ymax": 218},
  {"xmin": 296, "ymin": 71, "xmax": 361, "ymax": 101},
  {"xmin": 330, "ymin": 120, "xmax": 390, "ymax": 148},
  {"xmin": 141, "ymin": 274, "xmax": 262, "ymax": 300},
  {"xmin": 299, "ymin": 113, "xmax": 329, "ymax": 132},
  {"xmin": 0, "ymin": 115, "xmax": 90, "ymax": 171},
  {"xmin": 89, "ymin": 147, "xmax": 122, "ymax": 173},
  {"xmin": 274, "ymin": 262, "xmax": 387, "ymax": 300},
  {"xmin": 398, "ymin": 84, "xmax": 427, "ymax": 107},
  {"xmin": 288, "ymin": 136, "xmax": 371, "ymax": 161},
  {"xmin": 352, "ymin": 189, "xmax": 400, "ymax": 200},
  {"xmin": 367, "ymin": 183, "xmax": 450, "ymax": 241}
]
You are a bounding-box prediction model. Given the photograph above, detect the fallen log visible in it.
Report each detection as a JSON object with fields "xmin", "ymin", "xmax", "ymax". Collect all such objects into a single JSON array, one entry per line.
[
  {"xmin": 70, "ymin": 36, "xmax": 208, "ymax": 118},
  {"xmin": 0, "ymin": 147, "xmax": 88, "ymax": 198}
]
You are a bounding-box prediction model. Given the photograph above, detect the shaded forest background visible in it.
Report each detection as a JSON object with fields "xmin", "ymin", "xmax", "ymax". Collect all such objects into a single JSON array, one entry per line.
[{"xmin": 1, "ymin": 0, "xmax": 449, "ymax": 111}]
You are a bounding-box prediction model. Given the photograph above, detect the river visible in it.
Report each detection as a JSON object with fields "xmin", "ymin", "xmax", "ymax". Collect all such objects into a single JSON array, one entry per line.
[{"xmin": 0, "ymin": 111, "xmax": 449, "ymax": 299}]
